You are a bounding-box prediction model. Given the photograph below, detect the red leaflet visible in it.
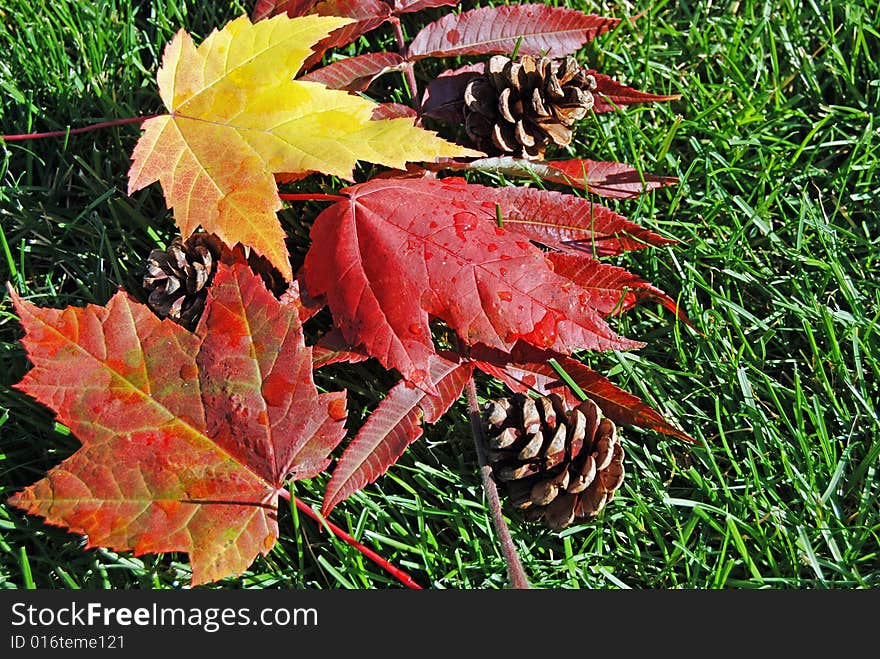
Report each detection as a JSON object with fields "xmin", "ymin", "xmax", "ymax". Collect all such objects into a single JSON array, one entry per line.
[
  {"xmin": 485, "ymin": 184, "xmax": 676, "ymax": 256},
  {"xmin": 301, "ymin": 52, "xmax": 406, "ymax": 92},
  {"xmin": 370, "ymin": 102, "xmax": 419, "ymax": 121},
  {"xmin": 408, "ymin": 4, "xmax": 620, "ymax": 60},
  {"xmin": 542, "ymin": 159, "xmax": 678, "ymax": 198},
  {"xmin": 7, "ymin": 262, "xmax": 347, "ymax": 585},
  {"xmin": 252, "ymin": 0, "xmax": 319, "ymax": 21},
  {"xmin": 472, "ymin": 343, "xmax": 694, "ymax": 443},
  {"xmin": 303, "ymin": 0, "xmax": 393, "ymax": 70},
  {"xmin": 303, "ymin": 177, "xmax": 643, "ymax": 393},
  {"xmin": 256, "ymin": 0, "xmax": 459, "ymax": 22},
  {"xmin": 392, "ymin": 0, "xmax": 459, "ymax": 14},
  {"xmin": 546, "ymin": 252, "xmax": 692, "ymax": 326},
  {"xmin": 421, "ymin": 156, "xmax": 679, "ymax": 199},
  {"xmin": 323, "ymin": 354, "xmax": 472, "ymax": 514},
  {"xmin": 589, "ymin": 72, "xmax": 682, "ymax": 112},
  {"xmin": 312, "ymin": 328, "xmax": 371, "ymax": 369}
]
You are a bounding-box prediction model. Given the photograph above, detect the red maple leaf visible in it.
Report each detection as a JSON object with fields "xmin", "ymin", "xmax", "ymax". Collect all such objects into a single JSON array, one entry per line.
[
  {"xmin": 7, "ymin": 261, "xmax": 347, "ymax": 585},
  {"xmin": 303, "ymin": 177, "xmax": 643, "ymax": 394}
]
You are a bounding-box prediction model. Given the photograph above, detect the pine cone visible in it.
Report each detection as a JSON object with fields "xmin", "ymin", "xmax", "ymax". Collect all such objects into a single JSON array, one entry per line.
[
  {"xmin": 142, "ymin": 232, "xmax": 222, "ymax": 329},
  {"xmin": 463, "ymin": 54, "xmax": 597, "ymax": 160},
  {"xmin": 482, "ymin": 392, "xmax": 625, "ymax": 530}
]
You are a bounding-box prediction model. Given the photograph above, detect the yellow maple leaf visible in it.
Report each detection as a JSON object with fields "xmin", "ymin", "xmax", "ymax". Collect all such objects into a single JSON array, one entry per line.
[{"xmin": 128, "ymin": 13, "xmax": 480, "ymax": 280}]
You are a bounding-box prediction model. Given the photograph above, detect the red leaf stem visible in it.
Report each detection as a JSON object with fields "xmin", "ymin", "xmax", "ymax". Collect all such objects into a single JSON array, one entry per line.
[
  {"xmin": 279, "ymin": 193, "xmax": 347, "ymax": 202},
  {"xmin": 1, "ymin": 115, "xmax": 160, "ymax": 142},
  {"xmin": 280, "ymin": 490, "xmax": 423, "ymax": 589}
]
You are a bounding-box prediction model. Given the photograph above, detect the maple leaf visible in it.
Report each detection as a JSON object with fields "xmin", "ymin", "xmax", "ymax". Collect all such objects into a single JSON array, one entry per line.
[
  {"xmin": 323, "ymin": 353, "xmax": 472, "ymax": 514},
  {"xmin": 127, "ymin": 14, "xmax": 479, "ymax": 281},
  {"xmin": 7, "ymin": 262, "xmax": 347, "ymax": 585},
  {"xmin": 303, "ymin": 177, "xmax": 643, "ymax": 394}
]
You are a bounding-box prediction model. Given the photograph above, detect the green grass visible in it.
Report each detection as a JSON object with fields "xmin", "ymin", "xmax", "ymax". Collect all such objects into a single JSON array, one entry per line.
[{"xmin": 1, "ymin": 0, "xmax": 878, "ymax": 589}]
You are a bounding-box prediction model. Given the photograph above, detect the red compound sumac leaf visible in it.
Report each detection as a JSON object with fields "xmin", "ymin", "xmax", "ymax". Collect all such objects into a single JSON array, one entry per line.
[
  {"xmin": 303, "ymin": 177, "xmax": 642, "ymax": 394},
  {"xmin": 407, "ymin": 4, "xmax": 619, "ymax": 60},
  {"xmin": 472, "ymin": 343, "xmax": 694, "ymax": 443},
  {"xmin": 6, "ymin": 262, "xmax": 347, "ymax": 585},
  {"xmin": 323, "ymin": 353, "xmax": 472, "ymax": 514},
  {"xmin": 301, "ymin": 52, "xmax": 406, "ymax": 91},
  {"xmin": 589, "ymin": 72, "xmax": 681, "ymax": 112}
]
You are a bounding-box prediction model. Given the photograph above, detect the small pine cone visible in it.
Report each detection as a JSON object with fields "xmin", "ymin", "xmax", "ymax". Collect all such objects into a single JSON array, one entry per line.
[
  {"xmin": 482, "ymin": 392, "xmax": 625, "ymax": 530},
  {"xmin": 463, "ymin": 54, "xmax": 596, "ymax": 160},
  {"xmin": 142, "ymin": 232, "xmax": 222, "ymax": 329}
]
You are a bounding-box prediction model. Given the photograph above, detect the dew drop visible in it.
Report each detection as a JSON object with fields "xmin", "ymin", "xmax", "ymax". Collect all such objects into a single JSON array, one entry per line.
[
  {"xmin": 497, "ymin": 291, "xmax": 513, "ymax": 302},
  {"xmin": 494, "ymin": 226, "xmax": 505, "ymax": 236},
  {"xmin": 409, "ymin": 323, "xmax": 424, "ymax": 335},
  {"xmin": 500, "ymin": 267, "xmax": 508, "ymax": 276},
  {"xmin": 429, "ymin": 221, "xmax": 438, "ymax": 228},
  {"xmin": 453, "ymin": 211, "xmax": 478, "ymax": 239},
  {"xmin": 487, "ymin": 243, "xmax": 498, "ymax": 252},
  {"xmin": 515, "ymin": 240, "xmax": 529, "ymax": 250}
]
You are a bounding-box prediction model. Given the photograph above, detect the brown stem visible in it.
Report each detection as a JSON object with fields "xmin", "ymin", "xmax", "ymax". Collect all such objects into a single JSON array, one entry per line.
[
  {"xmin": 390, "ymin": 16, "xmax": 420, "ymax": 112},
  {"xmin": 1, "ymin": 114, "xmax": 160, "ymax": 142},
  {"xmin": 465, "ymin": 376, "xmax": 532, "ymax": 589}
]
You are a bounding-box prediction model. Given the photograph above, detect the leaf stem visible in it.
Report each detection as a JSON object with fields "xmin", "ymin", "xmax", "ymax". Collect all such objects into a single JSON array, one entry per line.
[
  {"xmin": 278, "ymin": 193, "xmax": 346, "ymax": 202},
  {"xmin": 0, "ymin": 115, "xmax": 160, "ymax": 142},
  {"xmin": 390, "ymin": 16, "xmax": 420, "ymax": 111},
  {"xmin": 465, "ymin": 376, "xmax": 531, "ymax": 589},
  {"xmin": 279, "ymin": 489, "xmax": 423, "ymax": 590}
]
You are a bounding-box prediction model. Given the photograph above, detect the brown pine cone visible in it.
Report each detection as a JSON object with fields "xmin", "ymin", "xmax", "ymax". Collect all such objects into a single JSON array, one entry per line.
[
  {"xmin": 482, "ymin": 392, "xmax": 625, "ymax": 530},
  {"xmin": 142, "ymin": 232, "xmax": 222, "ymax": 330},
  {"xmin": 464, "ymin": 54, "xmax": 597, "ymax": 160}
]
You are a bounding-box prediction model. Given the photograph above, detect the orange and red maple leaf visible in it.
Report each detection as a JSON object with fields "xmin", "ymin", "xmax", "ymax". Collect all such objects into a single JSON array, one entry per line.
[{"xmin": 8, "ymin": 262, "xmax": 346, "ymax": 585}]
